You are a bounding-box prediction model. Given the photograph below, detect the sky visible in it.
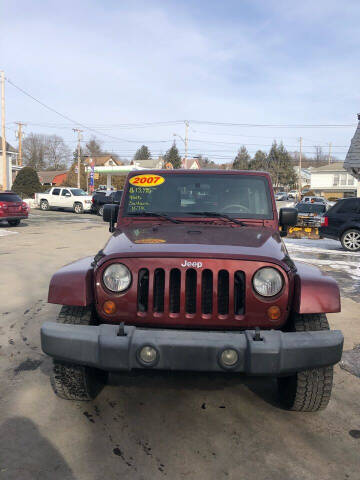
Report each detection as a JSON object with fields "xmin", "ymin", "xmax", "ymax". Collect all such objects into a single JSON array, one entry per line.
[{"xmin": 1, "ymin": 0, "xmax": 360, "ymax": 163}]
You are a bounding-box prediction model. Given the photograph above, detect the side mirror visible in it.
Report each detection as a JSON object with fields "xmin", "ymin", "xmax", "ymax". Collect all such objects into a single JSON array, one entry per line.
[
  {"xmin": 103, "ymin": 204, "xmax": 119, "ymax": 233},
  {"xmin": 65, "ymin": 193, "xmax": 71, "ymax": 197},
  {"xmin": 279, "ymin": 207, "xmax": 298, "ymax": 237}
]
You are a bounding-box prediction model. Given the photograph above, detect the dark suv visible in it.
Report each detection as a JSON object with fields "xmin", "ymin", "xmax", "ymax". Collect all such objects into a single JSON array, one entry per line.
[
  {"xmin": 92, "ymin": 190, "xmax": 123, "ymax": 216},
  {"xmin": 0, "ymin": 191, "xmax": 29, "ymax": 226},
  {"xmin": 319, "ymin": 197, "xmax": 360, "ymax": 251}
]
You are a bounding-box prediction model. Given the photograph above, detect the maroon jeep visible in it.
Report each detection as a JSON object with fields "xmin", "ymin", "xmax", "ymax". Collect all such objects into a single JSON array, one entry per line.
[{"xmin": 41, "ymin": 170, "xmax": 343, "ymax": 411}]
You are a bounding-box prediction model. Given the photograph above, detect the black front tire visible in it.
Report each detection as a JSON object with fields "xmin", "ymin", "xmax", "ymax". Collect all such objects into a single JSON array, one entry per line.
[
  {"xmin": 278, "ymin": 313, "xmax": 334, "ymax": 412},
  {"xmin": 50, "ymin": 306, "xmax": 108, "ymax": 401},
  {"xmin": 97, "ymin": 205, "xmax": 104, "ymax": 216},
  {"xmin": 8, "ymin": 219, "xmax": 20, "ymax": 226}
]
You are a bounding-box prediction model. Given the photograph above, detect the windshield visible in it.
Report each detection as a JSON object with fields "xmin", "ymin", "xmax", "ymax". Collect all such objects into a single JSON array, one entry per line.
[
  {"xmin": 124, "ymin": 173, "xmax": 273, "ymax": 219},
  {"xmin": 70, "ymin": 189, "xmax": 87, "ymax": 196},
  {"xmin": 296, "ymin": 203, "xmax": 326, "ymax": 214}
]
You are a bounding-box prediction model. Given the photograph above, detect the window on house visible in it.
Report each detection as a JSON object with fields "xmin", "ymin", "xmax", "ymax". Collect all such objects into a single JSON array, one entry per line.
[
  {"xmin": 333, "ymin": 174, "xmax": 339, "ymax": 186},
  {"xmin": 347, "ymin": 175, "xmax": 355, "ymax": 186},
  {"xmin": 340, "ymin": 174, "xmax": 347, "ymax": 186}
]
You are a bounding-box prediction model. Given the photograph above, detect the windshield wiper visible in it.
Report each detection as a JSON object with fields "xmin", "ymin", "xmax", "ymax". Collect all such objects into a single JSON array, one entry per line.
[
  {"xmin": 128, "ymin": 212, "xmax": 182, "ymax": 224},
  {"xmin": 187, "ymin": 211, "xmax": 245, "ymax": 226}
]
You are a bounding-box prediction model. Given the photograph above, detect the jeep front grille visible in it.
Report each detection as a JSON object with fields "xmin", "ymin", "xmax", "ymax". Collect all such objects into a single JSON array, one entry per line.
[{"xmin": 137, "ymin": 266, "xmax": 245, "ymax": 318}]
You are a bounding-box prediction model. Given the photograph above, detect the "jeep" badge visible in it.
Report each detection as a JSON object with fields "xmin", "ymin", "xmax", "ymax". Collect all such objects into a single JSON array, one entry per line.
[{"xmin": 181, "ymin": 260, "xmax": 203, "ymax": 268}]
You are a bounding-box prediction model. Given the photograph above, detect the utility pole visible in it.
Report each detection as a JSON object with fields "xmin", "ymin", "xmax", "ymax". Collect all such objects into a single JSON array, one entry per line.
[
  {"xmin": 328, "ymin": 142, "xmax": 332, "ymax": 165},
  {"xmin": 73, "ymin": 128, "xmax": 83, "ymax": 188},
  {"xmin": 15, "ymin": 122, "xmax": 26, "ymax": 166},
  {"xmin": 1, "ymin": 71, "xmax": 6, "ymax": 190},
  {"xmin": 184, "ymin": 120, "xmax": 189, "ymax": 162},
  {"xmin": 298, "ymin": 137, "xmax": 302, "ymax": 198}
]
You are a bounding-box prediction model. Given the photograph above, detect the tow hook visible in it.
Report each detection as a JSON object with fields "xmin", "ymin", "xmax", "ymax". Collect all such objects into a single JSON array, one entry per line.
[
  {"xmin": 117, "ymin": 322, "xmax": 126, "ymax": 337},
  {"xmin": 253, "ymin": 327, "xmax": 263, "ymax": 342}
]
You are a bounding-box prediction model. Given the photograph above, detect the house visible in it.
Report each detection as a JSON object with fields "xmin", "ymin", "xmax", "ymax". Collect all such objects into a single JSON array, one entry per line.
[
  {"xmin": 344, "ymin": 114, "xmax": 360, "ymax": 195},
  {"xmin": 37, "ymin": 170, "xmax": 68, "ymax": 186},
  {"xmin": 310, "ymin": 162, "xmax": 358, "ymax": 199},
  {"xmin": 0, "ymin": 137, "xmax": 19, "ymax": 189},
  {"xmin": 131, "ymin": 157, "xmax": 164, "ymax": 169},
  {"xmin": 181, "ymin": 158, "xmax": 201, "ymax": 169},
  {"xmin": 84, "ymin": 155, "xmax": 122, "ymax": 167}
]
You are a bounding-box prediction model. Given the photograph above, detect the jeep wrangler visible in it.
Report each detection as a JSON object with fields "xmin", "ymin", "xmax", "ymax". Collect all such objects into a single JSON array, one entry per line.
[{"xmin": 41, "ymin": 170, "xmax": 343, "ymax": 411}]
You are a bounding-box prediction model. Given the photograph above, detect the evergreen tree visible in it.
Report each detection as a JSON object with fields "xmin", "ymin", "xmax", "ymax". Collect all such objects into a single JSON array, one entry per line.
[
  {"xmin": 12, "ymin": 167, "xmax": 43, "ymax": 198},
  {"xmin": 163, "ymin": 142, "xmax": 182, "ymax": 169},
  {"xmin": 133, "ymin": 145, "xmax": 151, "ymax": 160},
  {"xmin": 232, "ymin": 146, "xmax": 250, "ymax": 170},
  {"xmin": 267, "ymin": 141, "xmax": 297, "ymax": 188},
  {"xmin": 248, "ymin": 150, "xmax": 268, "ymax": 171}
]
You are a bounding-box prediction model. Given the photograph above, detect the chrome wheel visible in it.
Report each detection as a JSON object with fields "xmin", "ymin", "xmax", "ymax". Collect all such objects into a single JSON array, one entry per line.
[
  {"xmin": 74, "ymin": 203, "xmax": 83, "ymax": 214},
  {"xmin": 342, "ymin": 230, "xmax": 360, "ymax": 251}
]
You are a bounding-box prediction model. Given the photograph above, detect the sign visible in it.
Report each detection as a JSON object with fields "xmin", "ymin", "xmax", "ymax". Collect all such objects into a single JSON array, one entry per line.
[{"xmin": 129, "ymin": 174, "xmax": 165, "ymax": 187}]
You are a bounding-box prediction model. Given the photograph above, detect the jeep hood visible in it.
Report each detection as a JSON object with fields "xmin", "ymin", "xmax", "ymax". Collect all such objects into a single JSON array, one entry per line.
[{"xmin": 100, "ymin": 223, "xmax": 291, "ymax": 268}]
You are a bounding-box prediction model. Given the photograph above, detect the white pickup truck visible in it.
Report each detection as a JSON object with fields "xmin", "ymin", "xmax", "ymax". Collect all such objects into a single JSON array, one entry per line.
[{"xmin": 35, "ymin": 187, "xmax": 93, "ymax": 214}]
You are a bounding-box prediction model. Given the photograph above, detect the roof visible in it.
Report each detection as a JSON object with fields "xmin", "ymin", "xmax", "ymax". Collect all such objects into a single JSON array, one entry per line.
[
  {"xmin": 344, "ymin": 114, "xmax": 360, "ymax": 178},
  {"xmin": 0, "ymin": 137, "xmax": 17, "ymax": 153},
  {"xmin": 181, "ymin": 158, "xmax": 201, "ymax": 169},
  {"xmin": 84, "ymin": 155, "xmax": 122, "ymax": 166},
  {"xmin": 37, "ymin": 170, "xmax": 68, "ymax": 183},
  {"xmin": 132, "ymin": 158, "xmax": 163, "ymax": 168},
  {"xmin": 310, "ymin": 162, "xmax": 346, "ymax": 173}
]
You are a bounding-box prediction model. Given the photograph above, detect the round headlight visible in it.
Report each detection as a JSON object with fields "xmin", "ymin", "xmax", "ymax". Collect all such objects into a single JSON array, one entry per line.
[
  {"xmin": 103, "ymin": 263, "xmax": 131, "ymax": 292},
  {"xmin": 253, "ymin": 267, "xmax": 283, "ymax": 297}
]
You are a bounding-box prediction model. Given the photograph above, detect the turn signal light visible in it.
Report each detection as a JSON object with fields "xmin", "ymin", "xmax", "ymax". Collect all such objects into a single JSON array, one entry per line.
[
  {"xmin": 103, "ymin": 300, "xmax": 117, "ymax": 315},
  {"xmin": 267, "ymin": 305, "xmax": 281, "ymax": 321}
]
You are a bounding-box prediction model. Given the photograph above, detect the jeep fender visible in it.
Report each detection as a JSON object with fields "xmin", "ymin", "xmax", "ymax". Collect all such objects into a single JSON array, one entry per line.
[
  {"xmin": 48, "ymin": 257, "xmax": 94, "ymax": 306},
  {"xmin": 293, "ymin": 262, "xmax": 340, "ymax": 314}
]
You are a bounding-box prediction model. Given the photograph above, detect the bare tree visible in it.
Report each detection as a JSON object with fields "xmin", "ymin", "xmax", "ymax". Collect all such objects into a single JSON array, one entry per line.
[
  {"xmin": 45, "ymin": 135, "xmax": 71, "ymax": 170},
  {"xmin": 85, "ymin": 137, "xmax": 103, "ymax": 157},
  {"xmin": 22, "ymin": 133, "xmax": 48, "ymax": 170}
]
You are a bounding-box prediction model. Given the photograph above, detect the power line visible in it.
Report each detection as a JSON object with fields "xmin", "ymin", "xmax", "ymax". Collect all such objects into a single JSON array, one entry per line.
[{"xmin": 5, "ymin": 78, "xmax": 175, "ymax": 144}]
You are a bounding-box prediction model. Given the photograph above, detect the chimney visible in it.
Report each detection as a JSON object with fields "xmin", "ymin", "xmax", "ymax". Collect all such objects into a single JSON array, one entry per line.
[{"xmin": 357, "ymin": 113, "xmax": 360, "ymax": 120}]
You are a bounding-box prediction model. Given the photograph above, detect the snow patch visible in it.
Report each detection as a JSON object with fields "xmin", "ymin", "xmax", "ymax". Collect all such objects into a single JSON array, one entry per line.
[{"xmin": 0, "ymin": 229, "xmax": 18, "ymax": 237}]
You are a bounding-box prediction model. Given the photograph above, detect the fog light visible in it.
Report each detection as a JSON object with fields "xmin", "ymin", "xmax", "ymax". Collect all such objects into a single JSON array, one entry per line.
[
  {"xmin": 220, "ymin": 349, "xmax": 238, "ymax": 367},
  {"xmin": 103, "ymin": 300, "xmax": 117, "ymax": 314},
  {"xmin": 267, "ymin": 305, "xmax": 281, "ymax": 321},
  {"xmin": 139, "ymin": 346, "xmax": 158, "ymax": 365}
]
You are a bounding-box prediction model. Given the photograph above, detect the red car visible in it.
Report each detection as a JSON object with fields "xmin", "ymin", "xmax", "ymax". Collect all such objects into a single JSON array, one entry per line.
[
  {"xmin": 0, "ymin": 191, "xmax": 29, "ymax": 226},
  {"xmin": 41, "ymin": 170, "xmax": 343, "ymax": 411}
]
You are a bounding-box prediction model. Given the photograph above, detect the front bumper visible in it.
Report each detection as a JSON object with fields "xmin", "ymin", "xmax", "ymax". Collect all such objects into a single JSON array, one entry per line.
[
  {"xmin": 0, "ymin": 215, "xmax": 28, "ymax": 221},
  {"xmin": 41, "ymin": 323, "xmax": 343, "ymax": 375}
]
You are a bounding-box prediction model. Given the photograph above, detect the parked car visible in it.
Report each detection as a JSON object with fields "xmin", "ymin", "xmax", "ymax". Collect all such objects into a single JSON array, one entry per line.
[
  {"xmin": 92, "ymin": 190, "xmax": 123, "ymax": 216},
  {"xmin": 295, "ymin": 202, "xmax": 327, "ymax": 227},
  {"xmin": 302, "ymin": 196, "xmax": 327, "ymax": 205},
  {"xmin": 320, "ymin": 197, "xmax": 360, "ymax": 251},
  {"xmin": 0, "ymin": 191, "xmax": 29, "ymax": 226},
  {"xmin": 41, "ymin": 170, "xmax": 343, "ymax": 411},
  {"xmin": 288, "ymin": 190, "xmax": 299, "ymax": 199},
  {"xmin": 35, "ymin": 187, "xmax": 93, "ymax": 214},
  {"xmin": 275, "ymin": 192, "xmax": 288, "ymax": 201}
]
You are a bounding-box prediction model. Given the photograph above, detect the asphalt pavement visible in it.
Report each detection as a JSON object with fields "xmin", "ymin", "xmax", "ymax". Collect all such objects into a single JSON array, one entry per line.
[{"xmin": 0, "ymin": 210, "xmax": 359, "ymax": 480}]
